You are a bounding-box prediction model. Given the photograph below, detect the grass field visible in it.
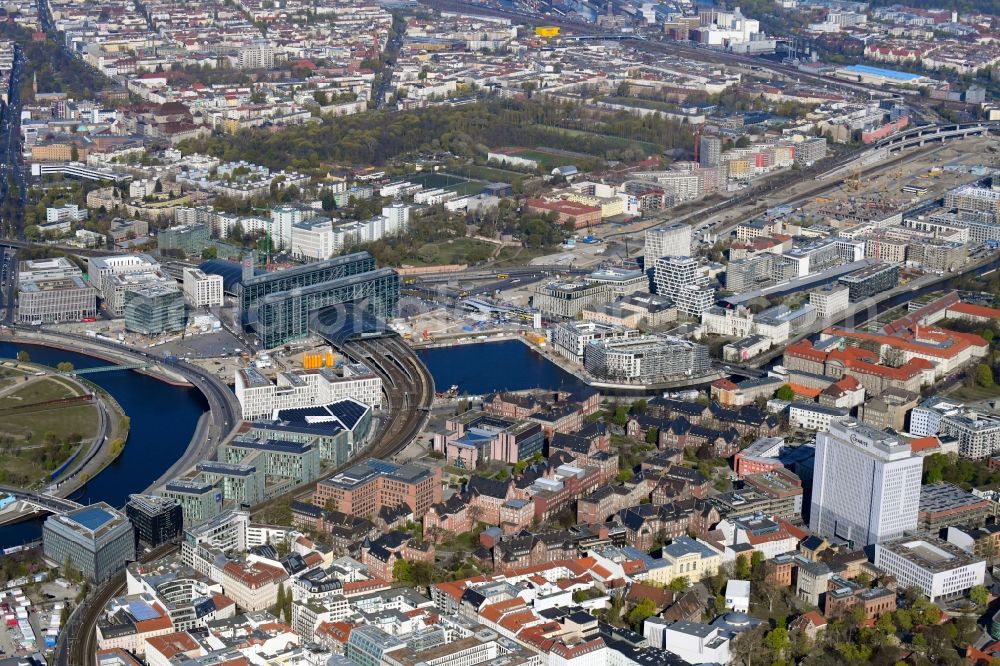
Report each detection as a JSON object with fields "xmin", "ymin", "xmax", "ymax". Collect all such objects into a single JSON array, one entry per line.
[
  {"xmin": 505, "ymin": 149, "xmax": 578, "ymax": 171},
  {"xmin": 409, "ymin": 172, "xmax": 486, "ymax": 197},
  {"xmin": 0, "ymin": 374, "xmax": 79, "ymax": 409},
  {"xmin": 408, "ymin": 237, "xmax": 496, "ymax": 266},
  {"xmin": 1, "ymin": 404, "xmax": 98, "ymax": 445},
  {"xmin": 460, "ymin": 164, "xmax": 527, "ymax": 183},
  {"xmin": 0, "ymin": 375, "xmax": 99, "ymax": 486},
  {"xmin": 948, "ymin": 383, "xmax": 1000, "ymax": 402}
]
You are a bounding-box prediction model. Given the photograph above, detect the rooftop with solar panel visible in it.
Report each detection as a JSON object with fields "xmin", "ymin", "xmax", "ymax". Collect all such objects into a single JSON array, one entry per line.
[{"xmin": 58, "ymin": 503, "xmax": 129, "ymax": 537}]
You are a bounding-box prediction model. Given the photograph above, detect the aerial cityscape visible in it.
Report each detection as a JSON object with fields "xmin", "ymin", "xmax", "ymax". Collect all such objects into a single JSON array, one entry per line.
[{"xmin": 0, "ymin": 0, "xmax": 998, "ymax": 664}]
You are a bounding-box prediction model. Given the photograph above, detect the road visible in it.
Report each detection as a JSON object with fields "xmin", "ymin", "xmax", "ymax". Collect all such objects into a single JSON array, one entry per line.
[
  {"xmin": 0, "ymin": 43, "xmax": 25, "ymax": 238},
  {"xmin": 5, "ymin": 327, "xmax": 242, "ymax": 492}
]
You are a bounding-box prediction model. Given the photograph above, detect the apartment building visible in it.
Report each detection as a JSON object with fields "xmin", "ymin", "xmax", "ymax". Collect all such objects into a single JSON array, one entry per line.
[{"xmin": 313, "ymin": 459, "xmax": 442, "ymax": 518}]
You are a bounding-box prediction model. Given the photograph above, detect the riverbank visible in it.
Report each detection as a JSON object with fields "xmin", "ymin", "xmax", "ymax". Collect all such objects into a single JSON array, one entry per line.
[
  {"xmin": 0, "ymin": 339, "xmax": 209, "ymax": 548},
  {"xmin": 0, "ymin": 329, "xmax": 192, "ymax": 387},
  {"xmin": 0, "ymin": 359, "xmax": 131, "ymax": 525}
]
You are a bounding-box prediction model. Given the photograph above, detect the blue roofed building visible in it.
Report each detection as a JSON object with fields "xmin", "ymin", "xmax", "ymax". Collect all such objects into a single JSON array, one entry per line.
[{"xmin": 43, "ymin": 502, "xmax": 135, "ymax": 582}]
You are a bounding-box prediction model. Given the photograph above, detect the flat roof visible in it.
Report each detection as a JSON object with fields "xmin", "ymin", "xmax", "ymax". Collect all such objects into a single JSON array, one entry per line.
[{"xmin": 843, "ymin": 64, "xmax": 923, "ymax": 82}]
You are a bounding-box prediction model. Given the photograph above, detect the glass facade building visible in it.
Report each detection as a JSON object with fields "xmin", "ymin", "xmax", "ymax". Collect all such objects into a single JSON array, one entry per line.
[
  {"xmin": 124, "ymin": 283, "xmax": 186, "ymax": 335},
  {"xmin": 126, "ymin": 494, "xmax": 183, "ymax": 549},
  {"xmin": 43, "ymin": 503, "xmax": 135, "ymax": 582},
  {"xmin": 217, "ymin": 252, "xmax": 399, "ymax": 349}
]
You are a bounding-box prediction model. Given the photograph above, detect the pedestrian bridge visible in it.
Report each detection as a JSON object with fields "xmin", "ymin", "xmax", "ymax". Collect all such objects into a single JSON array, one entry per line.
[
  {"xmin": 0, "ymin": 486, "xmax": 82, "ymax": 518},
  {"xmin": 61, "ymin": 362, "xmax": 153, "ymax": 376}
]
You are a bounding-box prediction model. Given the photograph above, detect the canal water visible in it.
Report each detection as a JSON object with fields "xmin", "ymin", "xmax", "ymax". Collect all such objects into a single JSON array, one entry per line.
[
  {"xmin": 0, "ymin": 342, "xmax": 207, "ymax": 548},
  {"xmin": 417, "ymin": 339, "xmax": 583, "ymax": 396}
]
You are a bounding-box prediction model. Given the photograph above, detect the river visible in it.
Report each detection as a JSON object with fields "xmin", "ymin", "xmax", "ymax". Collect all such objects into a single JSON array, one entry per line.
[
  {"xmin": 417, "ymin": 339, "xmax": 583, "ymax": 395},
  {"xmin": 0, "ymin": 342, "xmax": 207, "ymax": 548}
]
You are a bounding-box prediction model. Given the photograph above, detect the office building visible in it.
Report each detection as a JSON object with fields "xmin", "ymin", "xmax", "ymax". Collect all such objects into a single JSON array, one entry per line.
[
  {"xmin": 160, "ymin": 480, "xmax": 223, "ymax": 526},
  {"xmin": 87, "ymin": 254, "xmax": 160, "ymax": 296},
  {"xmin": 46, "ymin": 203, "xmax": 87, "ymax": 224},
  {"xmin": 583, "ymin": 334, "xmax": 710, "ymax": 383},
  {"xmin": 837, "ymin": 262, "xmax": 900, "ymax": 302},
  {"xmin": 918, "ymin": 482, "xmax": 993, "ymax": 533},
  {"xmin": 16, "ymin": 257, "xmax": 96, "ymax": 324},
  {"xmin": 584, "ymin": 267, "xmax": 649, "ymax": 296},
  {"xmin": 125, "ymin": 494, "xmax": 183, "ymax": 549},
  {"xmin": 104, "ymin": 271, "xmax": 174, "ymax": 317},
  {"xmin": 182, "ymin": 268, "xmax": 224, "ymax": 308},
  {"xmin": 235, "ymin": 364, "xmax": 382, "ymax": 420},
  {"xmin": 809, "ymin": 284, "xmax": 850, "ymax": 319},
  {"xmin": 653, "ymin": 256, "xmax": 714, "ymax": 318},
  {"xmin": 874, "ymin": 537, "xmax": 985, "ymax": 602},
  {"xmin": 201, "ymin": 252, "xmax": 399, "ymax": 348},
  {"xmin": 809, "ymin": 420, "xmax": 922, "ymax": 547},
  {"xmin": 313, "ymin": 458, "xmax": 442, "ymax": 518},
  {"xmin": 552, "ymin": 321, "xmax": 638, "ymax": 362},
  {"xmin": 645, "ymin": 223, "xmax": 692, "ymax": 261},
  {"xmin": 532, "ymin": 280, "xmax": 613, "ymax": 318},
  {"xmin": 220, "ymin": 438, "xmax": 321, "ymax": 485},
  {"xmin": 291, "ymin": 217, "xmax": 335, "ymax": 260},
  {"xmin": 123, "ymin": 283, "xmax": 185, "ymax": 335},
  {"xmin": 158, "ymin": 223, "xmax": 210, "ymax": 258},
  {"xmin": 938, "ymin": 410, "xmax": 1000, "ymax": 459},
  {"xmin": 194, "ymin": 461, "xmax": 266, "ymax": 507},
  {"xmin": 43, "ymin": 503, "xmax": 135, "ymax": 582},
  {"xmin": 910, "ymin": 397, "xmax": 963, "ymax": 437},
  {"xmin": 257, "ymin": 397, "xmax": 374, "ymax": 467},
  {"xmin": 181, "ymin": 509, "xmax": 250, "ymax": 574}
]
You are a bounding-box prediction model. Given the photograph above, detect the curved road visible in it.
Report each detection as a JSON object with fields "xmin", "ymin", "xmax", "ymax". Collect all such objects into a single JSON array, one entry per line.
[{"xmin": 6, "ymin": 327, "xmax": 242, "ymax": 493}]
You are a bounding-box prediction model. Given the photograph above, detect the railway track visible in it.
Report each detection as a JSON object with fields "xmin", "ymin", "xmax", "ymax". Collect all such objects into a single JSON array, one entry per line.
[
  {"xmin": 60, "ymin": 542, "xmax": 179, "ymax": 666},
  {"xmin": 249, "ymin": 334, "xmax": 434, "ymax": 518}
]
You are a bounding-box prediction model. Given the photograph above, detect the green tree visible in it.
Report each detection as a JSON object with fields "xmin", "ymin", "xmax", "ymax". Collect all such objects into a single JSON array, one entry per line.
[
  {"xmin": 775, "ymin": 384, "xmax": 795, "ymax": 401},
  {"xmin": 645, "ymin": 427, "xmax": 659, "ymax": 445},
  {"xmin": 979, "ymin": 328, "xmax": 995, "ymax": 344},
  {"xmin": 764, "ymin": 627, "xmax": 790, "ymax": 659},
  {"xmin": 617, "ymin": 469, "xmax": 634, "ymax": 483},
  {"xmin": 668, "ymin": 576, "xmax": 689, "ymax": 592},
  {"xmin": 977, "ymin": 363, "xmax": 995, "ymax": 388},
  {"xmin": 611, "ymin": 405, "xmax": 630, "ymax": 427},
  {"xmin": 971, "ymin": 584, "xmax": 989, "ymax": 607},
  {"xmin": 627, "ymin": 597, "xmax": 656, "ymax": 628},
  {"xmin": 56, "ymin": 362, "xmax": 74, "ymax": 372},
  {"xmin": 201, "ymin": 246, "xmax": 218, "ymax": 260},
  {"xmin": 16, "ymin": 351, "xmax": 29, "ymax": 363},
  {"xmin": 274, "ymin": 581, "xmax": 285, "ymax": 617},
  {"xmin": 894, "ymin": 609, "xmax": 912, "ymax": 632},
  {"xmin": 393, "ymin": 558, "xmax": 413, "ymax": 582},
  {"xmin": 875, "ymin": 613, "xmax": 896, "ymax": 636},
  {"xmin": 734, "ymin": 553, "xmax": 751, "ymax": 580}
]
